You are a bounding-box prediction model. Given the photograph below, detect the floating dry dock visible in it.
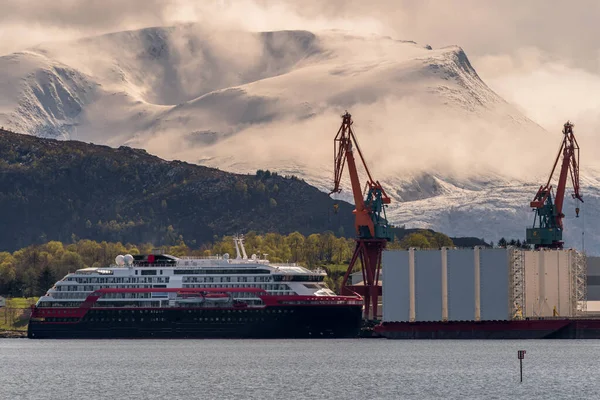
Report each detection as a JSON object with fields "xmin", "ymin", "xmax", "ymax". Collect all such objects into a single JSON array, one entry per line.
[{"xmin": 374, "ymin": 247, "xmax": 599, "ymax": 339}]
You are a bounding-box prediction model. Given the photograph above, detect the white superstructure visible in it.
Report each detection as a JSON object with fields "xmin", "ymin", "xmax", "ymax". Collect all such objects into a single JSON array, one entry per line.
[{"xmin": 36, "ymin": 236, "xmax": 336, "ymax": 308}]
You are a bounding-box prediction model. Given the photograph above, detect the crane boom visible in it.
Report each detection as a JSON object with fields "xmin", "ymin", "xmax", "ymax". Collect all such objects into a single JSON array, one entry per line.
[
  {"xmin": 330, "ymin": 112, "xmax": 391, "ymax": 240},
  {"xmin": 329, "ymin": 112, "xmax": 392, "ymax": 320},
  {"xmin": 526, "ymin": 121, "xmax": 583, "ymax": 249}
]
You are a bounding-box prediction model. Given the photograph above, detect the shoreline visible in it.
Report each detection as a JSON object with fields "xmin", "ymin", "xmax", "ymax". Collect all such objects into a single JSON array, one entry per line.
[{"xmin": 0, "ymin": 330, "xmax": 27, "ymax": 338}]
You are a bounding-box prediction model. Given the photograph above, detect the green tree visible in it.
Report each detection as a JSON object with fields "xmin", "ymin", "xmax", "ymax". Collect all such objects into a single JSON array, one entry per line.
[
  {"xmin": 45, "ymin": 241, "xmax": 64, "ymax": 256},
  {"xmin": 286, "ymin": 232, "xmax": 305, "ymax": 262},
  {"xmin": 432, "ymin": 232, "xmax": 454, "ymax": 247},
  {"xmin": 165, "ymin": 225, "xmax": 178, "ymax": 246},
  {"xmin": 0, "ymin": 252, "xmax": 16, "ymax": 293},
  {"xmin": 399, "ymin": 233, "xmax": 432, "ymax": 249},
  {"xmin": 235, "ymin": 181, "xmax": 248, "ymax": 195},
  {"xmin": 55, "ymin": 251, "xmax": 84, "ymax": 277},
  {"xmin": 255, "ymin": 182, "xmax": 266, "ymax": 193},
  {"xmin": 333, "ymin": 237, "xmax": 352, "ymax": 264},
  {"xmin": 304, "ymin": 234, "xmax": 322, "ymax": 268},
  {"xmin": 168, "ymin": 242, "xmax": 190, "ymax": 257},
  {"xmin": 37, "ymin": 265, "xmax": 56, "ymax": 296},
  {"xmin": 77, "ymin": 239, "xmax": 102, "ymax": 267},
  {"xmin": 321, "ymin": 231, "xmax": 336, "ymax": 263}
]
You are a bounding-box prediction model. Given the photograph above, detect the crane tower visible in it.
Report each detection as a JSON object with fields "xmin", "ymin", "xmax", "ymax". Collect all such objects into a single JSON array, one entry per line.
[
  {"xmin": 329, "ymin": 112, "xmax": 392, "ymax": 320},
  {"xmin": 526, "ymin": 121, "xmax": 583, "ymax": 249}
]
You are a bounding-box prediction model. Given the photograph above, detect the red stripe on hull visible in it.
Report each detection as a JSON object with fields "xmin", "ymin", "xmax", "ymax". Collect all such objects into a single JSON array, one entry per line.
[{"xmin": 30, "ymin": 287, "xmax": 363, "ymax": 321}]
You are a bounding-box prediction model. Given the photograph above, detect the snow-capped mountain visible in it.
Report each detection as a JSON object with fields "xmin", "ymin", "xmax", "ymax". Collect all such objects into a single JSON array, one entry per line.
[{"xmin": 1, "ymin": 25, "xmax": 598, "ymax": 254}]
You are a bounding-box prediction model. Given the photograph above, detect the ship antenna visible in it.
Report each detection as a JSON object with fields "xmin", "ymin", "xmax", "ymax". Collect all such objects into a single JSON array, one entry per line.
[
  {"xmin": 240, "ymin": 234, "xmax": 248, "ymax": 260},
  {"xmin": 233, "ymin": 235, "xmax": 242, "ymax": 259}
]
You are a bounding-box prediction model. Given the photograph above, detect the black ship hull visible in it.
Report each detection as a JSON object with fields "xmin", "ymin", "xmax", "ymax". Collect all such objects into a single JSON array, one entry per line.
[{"xmin": 28, "ymin": 305, "xmax": 363, "ymax": 339}]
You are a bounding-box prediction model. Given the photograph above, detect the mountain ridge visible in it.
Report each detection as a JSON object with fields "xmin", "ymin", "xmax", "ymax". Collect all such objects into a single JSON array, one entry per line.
[{"xmin": 0, "ymin": 25, "xmax": 597, "ymax": 253}]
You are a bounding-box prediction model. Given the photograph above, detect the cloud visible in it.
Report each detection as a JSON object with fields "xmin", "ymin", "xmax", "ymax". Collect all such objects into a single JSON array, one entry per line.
[
  {"xmin": 138, "ymin": 92, "xmax": 555, "ymax": 189},
  {"xmin": 4, "ymin": 0, "xmax": 600, "ymax": 65},
  {"xmin": 0, "ymin": 0, "xmax": 384, "ymax": 56},
  {"xmin": 3, "ymin": 0, "xmax": 600, "ymax": 176},
  {"xmin": 0, "ymin": 0, "xmax": 170, "ymax": 55},
  {"xmin": 472, "ymin": 49, "xmax": 600, "ymax": 171}
]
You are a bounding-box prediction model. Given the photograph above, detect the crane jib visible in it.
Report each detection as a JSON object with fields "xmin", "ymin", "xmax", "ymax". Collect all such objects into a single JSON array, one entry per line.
[{"xmin": 526, "ymin": 121, "xmax": 582, "ymax": 249}]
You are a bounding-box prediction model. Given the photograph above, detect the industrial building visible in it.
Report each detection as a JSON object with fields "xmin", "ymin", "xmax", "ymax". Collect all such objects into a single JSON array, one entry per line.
[{"xmin": 382, "ymin": 247, "xmax": 586, "ymax": 322}]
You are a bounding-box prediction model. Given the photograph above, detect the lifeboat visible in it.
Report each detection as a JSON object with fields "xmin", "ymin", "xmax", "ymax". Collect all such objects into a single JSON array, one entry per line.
[{"xmin": 203, "ymin": 293, "xmax": 231, "ymax": 302}]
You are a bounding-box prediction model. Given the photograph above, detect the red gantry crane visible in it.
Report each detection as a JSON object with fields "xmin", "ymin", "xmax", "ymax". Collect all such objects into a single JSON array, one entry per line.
[
  {"xmin": 329, "ymin": 112, "xmax": 392, "ymax": 320},
  {"xmin": 526, "ymin": 121, "xmax": 583, "ymax": 249}
]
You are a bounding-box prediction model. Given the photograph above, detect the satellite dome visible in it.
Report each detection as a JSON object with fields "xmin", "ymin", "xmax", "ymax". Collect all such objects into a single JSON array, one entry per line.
[
  {"xmin": 251, "ymin": 254, "xmax": 257, "ymax": 260},
  {"xmin": 123, "ymin": 254, "xmax": 134, "ymax": 265},
  {"xmin": 115, "ymin": 255, "xmax": 125, "ymax": 266},
  {"xmin": 223, "ymin": 253, "xmax": 229, "ymax": 260}
]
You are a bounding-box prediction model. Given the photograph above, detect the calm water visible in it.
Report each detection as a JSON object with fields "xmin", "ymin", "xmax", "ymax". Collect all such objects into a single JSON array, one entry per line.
[{"xmin": 2, "ymin": 339, "xmax": 600, "ymax": 399}]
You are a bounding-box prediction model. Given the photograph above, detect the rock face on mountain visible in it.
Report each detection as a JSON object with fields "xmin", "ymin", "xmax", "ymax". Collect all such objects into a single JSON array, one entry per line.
[
  {"xmin": 0, "ymin": 129, "xmax": 354, "ymax": 251},
  {"xmin": 0, "ymin": 25, "xmax": 597, "ymax": 253}
]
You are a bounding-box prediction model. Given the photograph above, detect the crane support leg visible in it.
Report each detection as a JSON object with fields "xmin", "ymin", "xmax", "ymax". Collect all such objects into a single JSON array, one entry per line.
[{"xmin": 341, "ymin": 239, "xmax": 386, "ymax": 320}]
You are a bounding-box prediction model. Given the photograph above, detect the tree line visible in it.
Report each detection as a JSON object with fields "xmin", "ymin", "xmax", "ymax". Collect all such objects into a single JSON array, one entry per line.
[
  {"xmin": 493, "ymin": 238, "xmax": 532, "ymax": 249},
  {"xmin": 0, "ymin": 230, "xmax": 455, "ymax": 297}
]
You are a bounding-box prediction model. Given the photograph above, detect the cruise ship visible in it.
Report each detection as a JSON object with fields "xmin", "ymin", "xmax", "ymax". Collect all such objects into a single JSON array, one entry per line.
[{"xmin": 28, "ymin": 236, "xmax": 363, "ymax": 339}]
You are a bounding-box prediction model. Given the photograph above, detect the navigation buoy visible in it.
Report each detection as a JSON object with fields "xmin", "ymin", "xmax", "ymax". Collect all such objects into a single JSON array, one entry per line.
[{"xmin": 518, "ymin": 350, "xmax": 526, "ymax": 383}]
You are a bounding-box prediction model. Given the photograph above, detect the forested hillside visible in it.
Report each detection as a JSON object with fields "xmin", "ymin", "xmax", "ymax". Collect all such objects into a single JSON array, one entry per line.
[{"xmin": 0, "ymin": 129, "xmax": 355, "ymax": 251}]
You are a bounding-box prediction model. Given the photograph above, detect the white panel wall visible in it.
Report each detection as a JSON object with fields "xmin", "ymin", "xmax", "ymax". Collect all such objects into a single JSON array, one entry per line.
[
  {"xmin": 414, "ymin": 251, "xmax": 443, "ymax": 321},
  {"xmin": 382, "ymin": 248, "xmax": 512, "ymax": 322},
  {"xmin": 543, "ymin": 251, "xmax": 560, "ymax": 316},
  {"xmin": 523, "ymin": 249, "xmax": 573, "ymax": 318},
  {"xmin": 447, "ymin": 249, "xmax": 476, "ymax": 321},
  {"xmin": 382, "ymin": 250, "xmax": 410, "ymax": 322},
  {"xmin": 479, "ymin": 249, "xmax": 511, "ymax": 321}
]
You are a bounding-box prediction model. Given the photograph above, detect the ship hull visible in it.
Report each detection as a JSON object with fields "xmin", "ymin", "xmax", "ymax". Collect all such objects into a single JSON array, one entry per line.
[
  {"xmin": 374, "ymin": 319, "xmax": 600, "ymax": 339},
  {"xmin": 28, "ymin": 305, "xmax": 363, "ymax": 339}
]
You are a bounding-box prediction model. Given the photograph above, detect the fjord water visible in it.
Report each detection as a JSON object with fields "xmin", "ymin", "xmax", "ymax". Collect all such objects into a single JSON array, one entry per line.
[{"xmin": 2, "ymin": 339, "xmax": 599, "ymax": 399}]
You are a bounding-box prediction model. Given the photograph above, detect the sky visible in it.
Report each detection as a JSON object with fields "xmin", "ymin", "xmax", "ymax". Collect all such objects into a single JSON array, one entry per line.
[{"xmin": 1, "ymin": 0, "xmax": 599, "ymax": 140}]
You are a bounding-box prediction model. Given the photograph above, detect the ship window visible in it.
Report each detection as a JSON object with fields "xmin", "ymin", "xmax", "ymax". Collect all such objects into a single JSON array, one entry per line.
[
  {"xmin": 141, "ymin": 270, "xmax": 157, "ymax": 276},
  {"xmin": 173, "ymin": 269, "xmax": 270, "ymax": 275},
  {"xmin": 135, "ymin": 270, "xmax": 138, "ymax": 275}
]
